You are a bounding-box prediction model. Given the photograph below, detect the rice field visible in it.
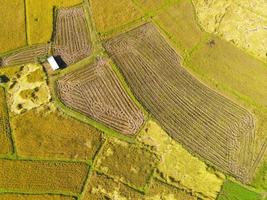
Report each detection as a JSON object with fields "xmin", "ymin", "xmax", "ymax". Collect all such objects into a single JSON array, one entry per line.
[
  {"xmin": 0, "ymin": 194, "xmax": 75, "ymax": 200},
  {"xmin": 90, "ymin": 0, "xmax": 142, "ymax": 33},
  {"xmin": 104, "ymin": 23, "xmax": 256, "ymax": 183},
  {"xmin": 26, "ymin": 0, "xmax": 83, "ymax": 45},
  {"xmin": 57, "ymin": 60, "xmax": 144, "ymax": 135},
  {"xmin": 11, "ymin": 106, "xmax": 103, "ymax": 160},
  {"xmin": 1, "ymin": 44, "xmax": 49, "ymax": 67},
  {"xmin": 52, "ymin": 6, "xmax": 92, "ymax": 65},
  {"xmin": 0, "ymin": 159, "xmax": 88, "ymax": 194},
  {"xmin": 0, "ymin": 0, "xmax": 26, "ymax": 54},
  {"xmin": 0, "ymin": 87, "xmax": 13, "ymax": 155},
  {"xmin": 95, "ymin": 138, "xmax": 159, "ymax": 189}
]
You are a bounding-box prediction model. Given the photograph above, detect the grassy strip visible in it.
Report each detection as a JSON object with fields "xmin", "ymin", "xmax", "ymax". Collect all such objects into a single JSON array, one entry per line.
[{"xmin": 0, "ymin": 190, "xmax": 77, "ymax": 198}]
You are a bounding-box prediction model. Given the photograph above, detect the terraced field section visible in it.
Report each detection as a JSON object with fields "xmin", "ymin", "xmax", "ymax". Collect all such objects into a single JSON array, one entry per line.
[
  {"xmin": 104, "ymin": 23, "xmax": 256, "ymax": 183},
  {"xmin": 1, "ymin": 44, "xmax": 49, "ymax": 67},
  {"xmin": 11, "ymin": 105, "xmax": 103, "ymax": 160},
  {"xmin": 52, "ymin": 6, "xmax": 91, "ymax": 65},
  {"xmin": 26, "ymin": 0, "xmax": 83, "ymax": 44},
  {"xmin": 0, "ymin": 87, "xmax": 13, "ymax": 155},
  {"xmin": 0, "ymin": 159, "xmax": 88, "ymax": 194},
  {"xmin": 57, "ymin": 60, "xmax": 144, "ymax": 135},
  {"xmin": 0, "ymin": 0, "xmax": 26, "ymax": 54}
]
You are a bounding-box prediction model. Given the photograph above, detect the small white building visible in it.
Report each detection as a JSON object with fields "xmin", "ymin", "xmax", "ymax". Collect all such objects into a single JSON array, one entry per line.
[{"xmin": 47, "ymin": 56, "xmax": 60, "ymax": 71}]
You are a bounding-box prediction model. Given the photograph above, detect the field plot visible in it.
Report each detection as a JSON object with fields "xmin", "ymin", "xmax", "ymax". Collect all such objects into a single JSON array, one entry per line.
[
  {"xmin": 138, "ymin": 120, "xmax": 224, "ymax": 199},
  {"xmin": 57, "ymin": 60, "xmax": 144, "ymax": 135},
  {"xmin": 0, "ymin": 0, "xmax": 26, "ymax": 54},
  {"xmin": 26, "ymin": 0, "xmax": 83, "ymax": 44},
  {"xmin": 154, "ymin": 0, "xmax": 206, "ymax": 56},
  {"xmin": 90, "ymin": 0, "xmax": 142, "ymax": 33},
  {"xmin": 252, "ymin": 159, "xmax": 267, "ymax": 191},
  {"xmin": 1, "ymin": 44, "xmax": 49, "ymax": 67},
  {"xmin": 134, "ymin": 0, "xmax": 176, "ymax": 12},
  {"xmin": 0, "ymin": 87, "xmax": 13, "ymax": 155},
  {"xmin": 104, "ymin": 23, "xmax": 256, "ymax": 183},
  {"xmin": 0, "ymin": 194, "xmax": 75, "ymax": 200},
  {"xmin": 95, "ymin": 138, "xmax": 159, "ymax": 189},
  {"xmin": 218, "ymin": 180, "xmax": 262, "ymax": 200},
  {"xmin": 6, "ymin": 64, "xmax": 51, "ymax": 114},
  {"xmin": 11, "ymin": 105, "xmax": 103, "ymax": 160},
  {"xmin": 52, "ymin": 7, "xmax": 91, "ymax": 65},
  {"xmin": 83, "ymin": 172, "xmax": 144, "ymax": 199},
  {"xmin": 0, "ymin": 159, "xmax": 88, "ymax": 194}
]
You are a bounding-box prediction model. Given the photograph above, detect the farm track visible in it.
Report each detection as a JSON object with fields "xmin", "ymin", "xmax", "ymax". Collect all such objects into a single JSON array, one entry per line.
[
  {"xmin": 104, "ymin": 23, "xmax": 256, "ymax": 183},
  {"xmin": 0, "ymin": 44, "xmax": 49, "ymax": 67},
  {"xmin": 52, "ymin": 6, "xmax": 91, "ymax": 65},
  {"xmin": 57, "ymin": 60, "xmax": 144, "ymax": 135}
]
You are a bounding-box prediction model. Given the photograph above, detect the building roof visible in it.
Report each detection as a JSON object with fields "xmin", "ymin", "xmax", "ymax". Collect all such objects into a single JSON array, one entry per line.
[{"xmin": 47, "ymin": 56, "xmax": 60, "ymax": 70}]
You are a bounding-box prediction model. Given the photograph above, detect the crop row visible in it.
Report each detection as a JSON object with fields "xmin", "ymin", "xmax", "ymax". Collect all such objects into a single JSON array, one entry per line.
[
  {"xmin": 57, "ymin": 60, "xmax": 144, "ymax": 135},
  {"xmin": 52, "ymin": 6, "xmax": 91, "ymax": 65},
  {"xmin": 104, "ymin": 23, "xmax": 256, "ymax": 183}
]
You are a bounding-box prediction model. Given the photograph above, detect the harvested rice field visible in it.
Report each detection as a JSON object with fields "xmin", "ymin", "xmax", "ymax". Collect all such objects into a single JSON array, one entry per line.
[
  {"xmin": 26, "ymin": 0, "xmax": 83, "ymax": 45},
  {"xmin": 1, "ymin": 44, "xmax": 50, "ymax": 67},
  {"xmin": 0, "ymin": 87, "xmax": 13, "ymax": 155},
  {"xmin": 52, "ymin": 6, "xmax": 92, "ymax": 65},
  {"xmin": 11, "ymin": 105, "xmax": 103, "ymax": 160},
  {"xmin": 0, "ymin": 159, "xmax": 88, "ymax": 194},
  {"xmin": 0, "ymin": 0, "xmax": 266, "ymax": 199},
  {"xmin": 0, "ymin": 0, "xmax": 26, "ymax": 54},
  {"xmin": 104, "ymin": 23, "xmax": 256, "ymax": 183},
  {"xmin": 57, "ymin": 60, "xmax": 144, "ymax": 135}
]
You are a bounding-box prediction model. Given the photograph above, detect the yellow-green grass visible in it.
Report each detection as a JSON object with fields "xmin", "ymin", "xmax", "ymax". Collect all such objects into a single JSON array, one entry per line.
[
  {"xmin": 11, "ymin": 106, "xmax": 103, "ymax": 161},
  {"xmin": 218, "ymin": 180, "xmax": 262, "ymax": 200},
  {"xmin": 90, "ymin": 0, "xmax": 143, "ymax": 34},
  {"xmin": 0, "ymin": 0, "xmax": 26, "ymax": 54},
  {"xmin": 26, "ymin": 0, "xmax": 83, "ymax": 45},
  {"xmin": 138, "ymin": 120, "xmax": 224, "ymax": 199},
  {"xmin": 234, "ymin": 0, "xmax": 267, "ymax": 17},
  {"xmin": 0, "ymin": 159, "xmax": 88, "ymax": 194},
  {"xmin": 252, "ymin": 160, "xmax": 267, "ymax": 191},
  {"xmin": 95, "ymin": 138, "xmax": 159, "ymax": 190},
  {"xmin": 83, "ymin": 171, "xmax": 144, "ymax": 199},
  {"xmin": 154, "ymin": 0, "xmax": 207, "ymax": 57},
  {"xmin": 0, "ymin": 194, "xmax": 75, "ymax": 200},
  {"xmin": 185, "ymin": 36, "xmax": 267, "ymax": 185},
  {"xmin": 0, "ymin": 87, "xmax": 13, "ymax": 155}
]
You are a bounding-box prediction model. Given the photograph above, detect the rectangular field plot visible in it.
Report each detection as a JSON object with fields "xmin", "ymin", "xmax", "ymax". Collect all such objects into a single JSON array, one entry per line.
[
  {"xmin": 12, "ymin": 107, "xmax": 103, "ymax": 160},
  {"xmin": 57, "ymin": 60, "xmax": 144, "ymax": 135},
  {"xmin": 1, "ymin": 44, "xmax": 49, "ymax": 67},
  {"xmin": 104, "ymin": 23, "xmax": 256, "ymax": 183},
  {"xmin": 0, "ymin": 87, "xmax": 13, "ymax": 155},
  {"xmin": 52, "ymin": 6, "xmax": 92, "ymax": 65},
  {"xmin": 0, "ymin": 0, "xmax": 26, "ymax": 54},
  {"xmin": 95, "ymin": 138, "xmax": 159, "ymax": 189},
  {"xmin": 0, "ymin": 159, "xmax": 88, "ymax": 194},
  {"xmin": 0, "ymin": 194, "xmax": 75, "ymax": 200}
]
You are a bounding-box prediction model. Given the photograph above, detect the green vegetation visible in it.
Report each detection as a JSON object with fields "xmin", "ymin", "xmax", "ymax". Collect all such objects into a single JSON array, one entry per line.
[
  {"xmin": 0, "ymin": 194, "xmax": 75, "ymax": 200},
  {"xmin": 218, "ymin": 180, "xmax": 262, "ymax": 200},
  {"xmin": 252, "ymin": 160, "xmax": 267, "ymax": 191}
]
